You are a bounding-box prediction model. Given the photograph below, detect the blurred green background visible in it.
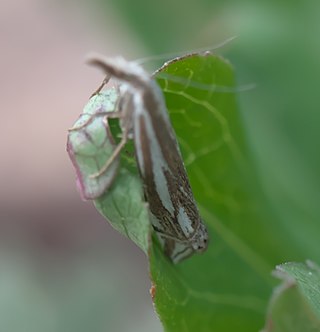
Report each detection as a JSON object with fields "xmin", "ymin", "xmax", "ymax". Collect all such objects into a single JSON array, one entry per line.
[{"xmin": 1, "ymin": 0, "xmax": 319, "ymax": 331}]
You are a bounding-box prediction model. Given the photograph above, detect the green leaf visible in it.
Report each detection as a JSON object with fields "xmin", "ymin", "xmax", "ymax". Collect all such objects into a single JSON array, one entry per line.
[
  {"xmin": 262, "ymin": 261, "xmax": 320, "ymax": 332},
  {"xmin": 149, "ymin": 54, "xmax": 303, "ymax": 331},
  {"xmin": 67, "ymin": 53, "xmax": 308, "ymax": 331}
]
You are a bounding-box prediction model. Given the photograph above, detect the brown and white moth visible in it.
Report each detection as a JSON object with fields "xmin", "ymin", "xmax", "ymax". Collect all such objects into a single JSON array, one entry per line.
[{"xmin": 88, "ymin": 55, "xmax": 209, "ymax": 263}]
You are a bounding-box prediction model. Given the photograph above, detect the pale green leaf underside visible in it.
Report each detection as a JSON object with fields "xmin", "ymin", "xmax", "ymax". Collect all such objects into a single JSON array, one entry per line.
[
  {"xmin": 67, "ymin": 89, "xmax": 150, "ymax": 253},
  {"xmin": 67, "ymin": 90, "xmax": 120, "ymax": 200},
  {"xmin": 94, "ymin": 168, "xmax": 150, "ymax": 254}
]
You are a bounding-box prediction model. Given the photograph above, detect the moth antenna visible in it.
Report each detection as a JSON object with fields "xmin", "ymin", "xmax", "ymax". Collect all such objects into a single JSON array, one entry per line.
[{"xmin": 134, "ymin": 36, "xmax": 238, "ymax": 65}]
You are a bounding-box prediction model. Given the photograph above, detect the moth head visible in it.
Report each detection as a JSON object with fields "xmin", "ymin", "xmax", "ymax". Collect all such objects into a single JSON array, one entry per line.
[{"xmin": 191, "ymin": 222, "xmax": 209, "ymax": 253}]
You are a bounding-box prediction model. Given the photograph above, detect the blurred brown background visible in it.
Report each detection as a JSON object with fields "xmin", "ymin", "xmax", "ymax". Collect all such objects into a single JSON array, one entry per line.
[{"xmin": 0, "ymin": 0, "xmax": 161, "ymax": 331}]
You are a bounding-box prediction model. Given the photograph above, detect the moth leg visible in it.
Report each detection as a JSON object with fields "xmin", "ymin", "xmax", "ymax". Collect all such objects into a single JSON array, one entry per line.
[
  {"xmin": 68, "ymin": 75, "xmax": 120, "ymax": 131},
  {"xmin": 89, "ymin": 108, "xmax": 129, "ymax": 179},
  {"xmin": 90, "ymin": 131, "xmax": 128, "ymax": 179},
  {"xmin": 90, "ymin": 75, "xmax": 110, "ymax": 98},
  {"xmin": 68, "ymin": 111, "xmax": 111, "ymax": 132}
]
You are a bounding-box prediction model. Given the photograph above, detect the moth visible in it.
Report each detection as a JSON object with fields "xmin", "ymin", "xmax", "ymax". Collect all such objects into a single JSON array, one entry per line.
[{"xmin": 87, "ymin": 55, "xmax": 209, "ymax": 263}]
